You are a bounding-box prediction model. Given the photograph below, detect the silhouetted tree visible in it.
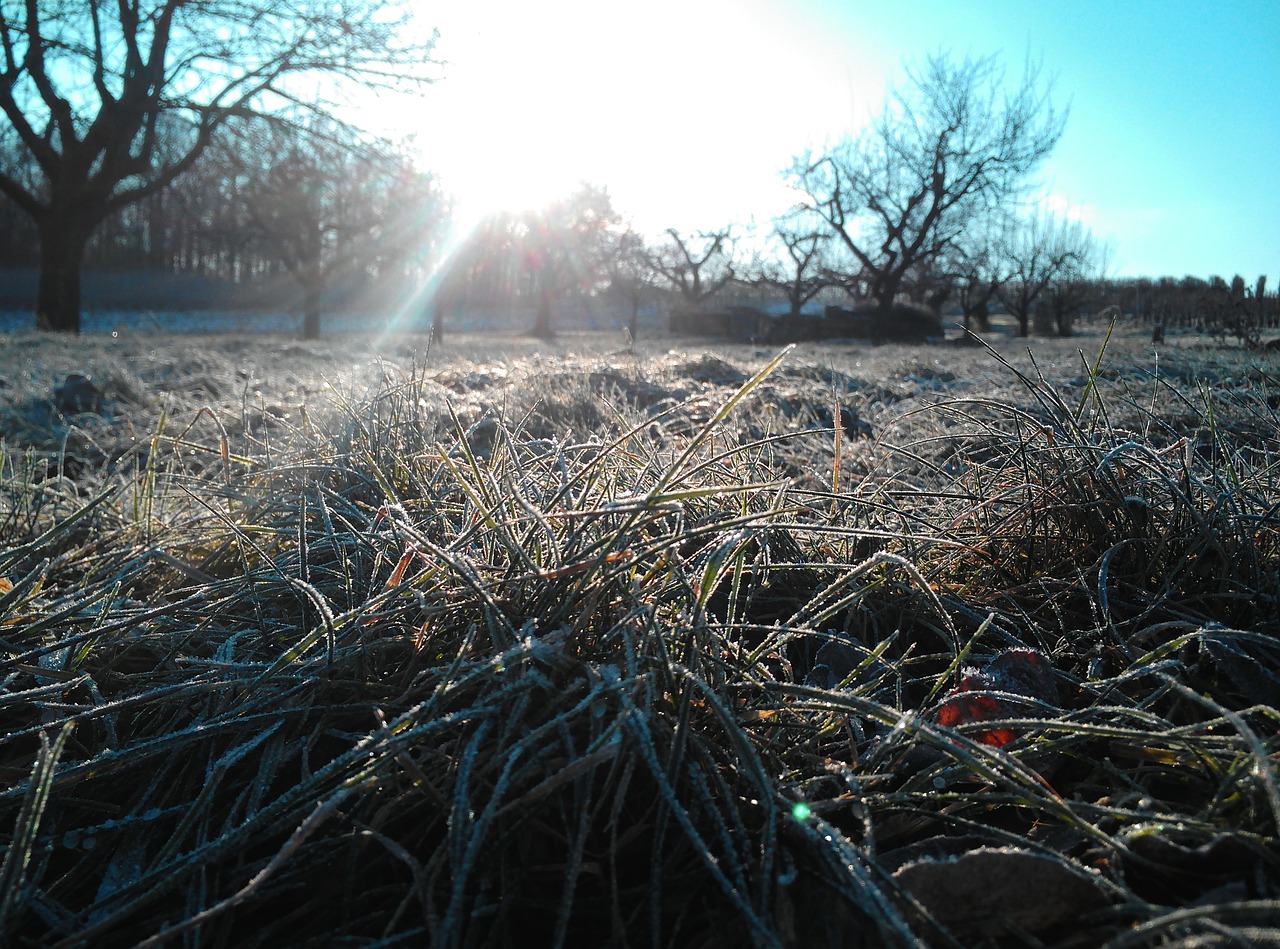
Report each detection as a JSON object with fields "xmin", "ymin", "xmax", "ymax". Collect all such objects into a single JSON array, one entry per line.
[
  {"xmin": 523, "ymin": 184, "xmax": 619, "ymax": 337},
  {"xmin": 601, "ymin": 226, "xmax": 654, "ymax": 341},
  {"xmin": 650, "ymin": 228, "xmax": 736, "ymax": 311},
  {"xmin": 997, "ymin": 213, "xmax": 1097, "ymax": 336},
  {"xmin": 433, "ymin": 184, "xmax": 618, "ymax": 337},
  {"xmin": 1046, "ymin": 226, "xmax": 1105, "ymax": 336},
  {"xmin": 0, "ymin": 1, "xmax": 436, "ymax": 332},
  {"xmin": 946, "ymin": 214, "xmax": 1007, "ymax": 335},
  {"xmin": 216, "ymin": 119, "xmax": 442, "ymax": 339},
  {"xmin": 788, "ymin": 52, "xmax": 1064, "ymax": 321},
  {"xmin": 748, "ymin": 220, "xmax": 831, "ymax": 316}
]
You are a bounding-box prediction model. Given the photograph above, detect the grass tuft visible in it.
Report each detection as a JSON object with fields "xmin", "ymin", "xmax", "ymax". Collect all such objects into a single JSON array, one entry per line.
[{"xmin": 1, "ymin": 328, "xmax": 1278, "ymax": 946}]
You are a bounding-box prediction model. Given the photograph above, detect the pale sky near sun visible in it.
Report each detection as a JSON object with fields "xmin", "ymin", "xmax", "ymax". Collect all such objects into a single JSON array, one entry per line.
[{"xmin": 370, "ymin": 0, "xmax": 1278, "ymax": 280}]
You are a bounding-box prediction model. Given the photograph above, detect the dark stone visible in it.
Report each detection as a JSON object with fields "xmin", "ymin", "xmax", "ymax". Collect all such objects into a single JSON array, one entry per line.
[
  {"xmin": 804, "ymin": 639, "xmax": 861, "ymax": 689},
  {"xmin": 673, "ymin": 354, "xmax": 748, "ymax": 386},
  {"xmin": 836, "ymin": 406, "xmax": 873, "ymax": 440},
  {"xmin": 54, "ymin": 373, "xmax": 108, "ymax": 416}
]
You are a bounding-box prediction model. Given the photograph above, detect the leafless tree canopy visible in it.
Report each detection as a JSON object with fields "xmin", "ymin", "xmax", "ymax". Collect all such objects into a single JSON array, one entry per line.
[
  {"xmin": 599, "ymin": 226, "xmax": 655, "ymax": 340},
  {"xmin": 433, "ymin": 184, "xmax": 620, "ymax": 339},
  {"xmin": 209, "ymin": 118, "xmax": 444, "ymax": 339},
  {"xmin": 997, "ymin": 212, "xmax": 1099, "ymax": 336},
  {"xmin": 650, "ymin": 228, "xmax": 737, "ymax": 311},
  {"xmin": 747, "ymin": 220, "xmax": 831, "ymax": 316},
  {"xmin": 0, "ymin": 0, "xmax": 437, "ymax": 332},
  {"xmin": 789, "ymin": 52, "xmax": 1065, "ymax": 318}
]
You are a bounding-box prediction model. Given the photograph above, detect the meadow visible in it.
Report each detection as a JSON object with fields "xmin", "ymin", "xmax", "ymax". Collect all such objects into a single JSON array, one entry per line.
[{"xmin": 0, "ymin": 324, "xmax": 1277, "ymax": 946}]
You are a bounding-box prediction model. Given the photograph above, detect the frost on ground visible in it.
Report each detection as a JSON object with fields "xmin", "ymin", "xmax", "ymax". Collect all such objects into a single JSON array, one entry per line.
[{"xmin": 1, "ymin": 323, "xmax": 1278, "ymax": 946}]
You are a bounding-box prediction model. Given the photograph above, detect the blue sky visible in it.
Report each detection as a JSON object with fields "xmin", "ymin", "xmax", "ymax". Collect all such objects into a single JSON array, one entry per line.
[
  {"xmin": 841, "ymin": 0, "xmax": 1280, "ymax": 280},
  {"xmin": 383, "ymin": 0, "xmax": 1278, "ymax": 280}
]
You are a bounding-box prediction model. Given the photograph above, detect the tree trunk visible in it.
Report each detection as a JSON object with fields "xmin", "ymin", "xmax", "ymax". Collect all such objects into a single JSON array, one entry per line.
[
  {"xmin": 876, "ymin": 269, "xmax": 904, "ymax": 309},
  {"xmin": 875, "ymin": 279, "xmax": 901, "ymax": 330},
  {"xmin": 1054, "ymin": 300, "xmax": 1075, "ymax": 337},
  {"xmin": 532, "ymin": 283, "xmax": 553, "ymax": 338},
  {"xmin": 36, "ymin": 220, "xmax": 91, "ymax": 333},
  {"xmin": 301, "ymin": 281, "xmax": 322, "ymax": 340},
  {"xmin": 974, "ymin": 300, "xmax": 990, "ymax": 332},
  {"xmin": 432, "ymin": 299, "xmax": 445, "ymax": 344}
]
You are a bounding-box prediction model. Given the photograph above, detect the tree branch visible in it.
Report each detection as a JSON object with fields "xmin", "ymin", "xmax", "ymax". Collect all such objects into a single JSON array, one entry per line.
[{"xmin": 21, "ymin": 0, "xmax": 78, "ymax": 149}]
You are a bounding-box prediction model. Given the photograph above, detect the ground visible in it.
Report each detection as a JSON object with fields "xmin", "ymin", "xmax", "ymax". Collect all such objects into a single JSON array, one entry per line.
[{"xmin": 0, "ymin": 323, "xmax": 1277, "ymax": 946}]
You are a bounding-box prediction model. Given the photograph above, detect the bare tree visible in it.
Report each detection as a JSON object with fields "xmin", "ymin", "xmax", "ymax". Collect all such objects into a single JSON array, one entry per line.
[
  {"xmin": 788, "ymin": 52, "xmax": 1064, "ymax": 321},
  {"xmin": 522, "ymin": 184, "xmax": 619, "ymax": 338},
  {"xmin": 946, "ymin": 213, "xmax": 1007, "ymax": 335},
  {"xmin": 430, "ymin": 213, "xmax": 522, "ymax": 341},
  {"xmin": 0, "ymin": 1, "xmax": 436, "ymax": 332},
  {"xmin": 433, "ymin": 184, "xmax": 618, "ymax": 338},
  {"xmin": 997, "ymin": 212, "xmax": 1095, "ymax": 337},
  {"xmin": 748, "ymin": 219, "xmax": 831, "ymax": 316},
  {"xmin": 218, "ymin": 119, "xmax": 442, "ymax": 339},
  {"xmin": 650, "ymin": 228, "xmax": 736, "ymax": 311},
  {"xmin": 1045, "ymin": 224, "xmax": 1105, "ymax": 336},
  {"xmin": 953, "ymin": 254, "xmax": 1002, "ymax": 337},
  {"xmin": 899, "ymin": 254, "xmax": 954, "ymax": 313},
  {"xmin": 600, "ymin": 226, "xmax": 654, "ymax": 341}
]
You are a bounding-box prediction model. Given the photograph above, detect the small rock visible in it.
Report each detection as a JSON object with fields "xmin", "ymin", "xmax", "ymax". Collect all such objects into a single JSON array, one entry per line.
[
  {"xmin": 54, "ymin": 373, "xmax": 107, "ymax": 416},
  {"xmin": 675, "ymin": 354, "xmax": 747, "ymax": 387},
  {"xmin": 836, "ymin": 406, "xmax": 873, "ymax": 440},
  {"xmin": 893, "ymin": 847, "xmax": 1109, "ymax": 934}
]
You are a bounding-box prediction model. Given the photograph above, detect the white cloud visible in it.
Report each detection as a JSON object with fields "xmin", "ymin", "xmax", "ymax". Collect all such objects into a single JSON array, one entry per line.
[{"xmin": 1042, "ymin": 193, "xmax": 1098, "ymax": 227}]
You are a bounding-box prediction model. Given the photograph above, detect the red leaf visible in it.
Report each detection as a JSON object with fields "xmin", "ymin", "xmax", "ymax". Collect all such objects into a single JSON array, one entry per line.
[{"xmin": 934, "ymin": 648, "xmax": 1059, "ymax": 748}]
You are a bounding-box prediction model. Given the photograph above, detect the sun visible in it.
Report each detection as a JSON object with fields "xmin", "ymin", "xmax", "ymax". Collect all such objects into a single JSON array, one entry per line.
[
  {"xmin": 387, "ymin": 1, "xmax": 628, "ymax": 226},
  {"xmin": 443, "ymin": 147, "xmax": 584, "ymax": 230},
  {"xmin": 365, "ymin": 0, "xmax": 883, "ymax": 241}
]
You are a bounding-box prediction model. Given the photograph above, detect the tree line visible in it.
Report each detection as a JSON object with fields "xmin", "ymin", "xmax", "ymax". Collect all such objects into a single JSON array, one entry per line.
[{"xmin": 0, "ymin": 4, "xmax": 1269, "ymax": 342}]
